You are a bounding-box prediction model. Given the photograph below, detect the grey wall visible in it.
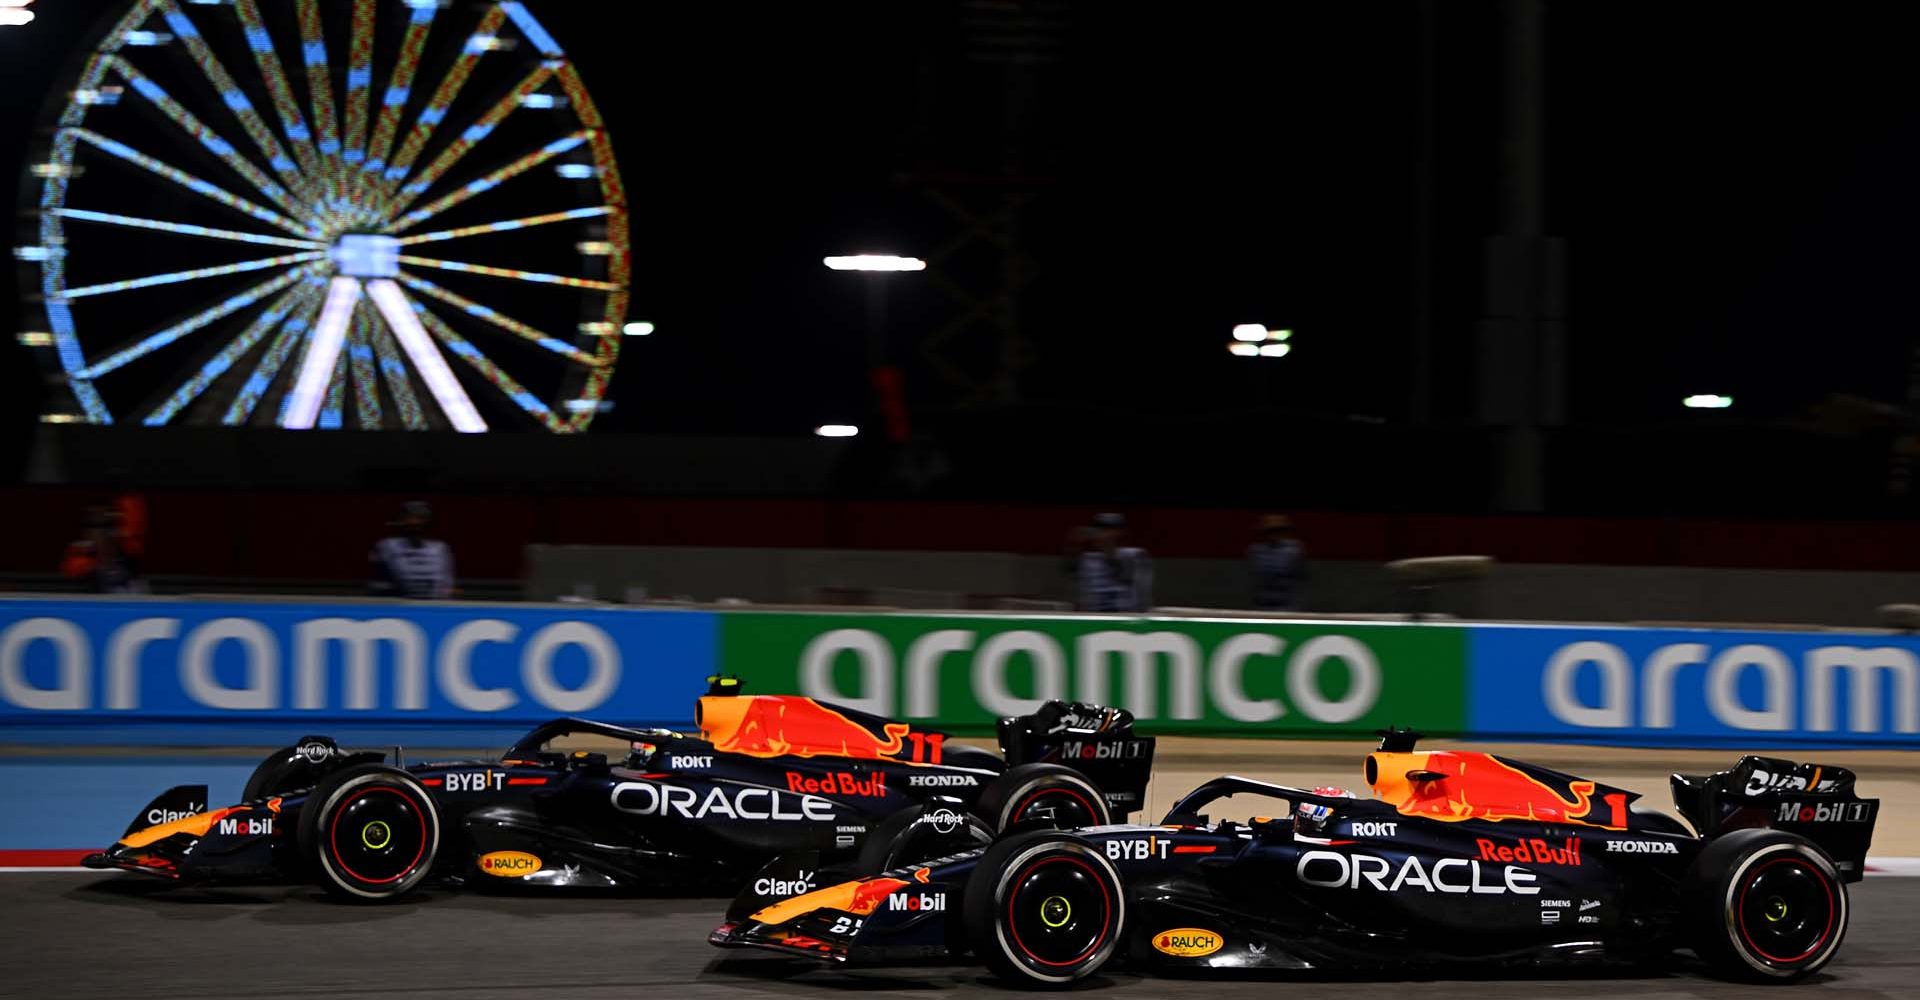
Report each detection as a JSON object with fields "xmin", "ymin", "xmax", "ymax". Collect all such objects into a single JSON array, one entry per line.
[{"xmin": 525, "ymin": 544, "xmax": 1920, "ymax": 627}]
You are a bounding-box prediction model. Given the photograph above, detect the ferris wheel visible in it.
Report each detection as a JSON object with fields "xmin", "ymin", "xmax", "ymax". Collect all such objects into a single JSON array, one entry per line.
[{"xmin": 17, "ymin": 0, "xmax": 629, "ymax": 432}]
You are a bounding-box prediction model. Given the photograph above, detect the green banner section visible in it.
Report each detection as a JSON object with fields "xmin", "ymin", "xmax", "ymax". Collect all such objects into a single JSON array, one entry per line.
[{"xmin": 717, "ymin": 613, "xmax": 1468, "ymax": 737}]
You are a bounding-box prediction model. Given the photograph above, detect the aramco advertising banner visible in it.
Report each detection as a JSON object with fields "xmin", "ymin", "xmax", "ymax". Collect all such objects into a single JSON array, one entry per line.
[
  {"xmin": 716, "ymin": 613, "xmax": 1471, "ymax": 736},
  {"xmin": 1468, "ymin": 625, "xmax": 1920, "ymax": 748},
  {"xmin": 0, "ymin": 598, "xmax": 716, "ymax": 728}
]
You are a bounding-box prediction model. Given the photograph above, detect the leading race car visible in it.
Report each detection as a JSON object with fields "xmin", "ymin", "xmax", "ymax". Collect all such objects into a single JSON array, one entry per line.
[
  {"xmin": 84, "ymin": 680, "xmax": 1155, "ymax": 901},
  {"xmin": 711, "ymin": 730, "xmax": 1879, "ymax": 986}
]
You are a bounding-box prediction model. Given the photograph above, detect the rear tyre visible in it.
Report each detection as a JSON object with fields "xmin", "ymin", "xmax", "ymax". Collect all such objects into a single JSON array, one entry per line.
[
  {"xmin": 299, "ymin": 764, "xmax": 440, "ymax": 901},
  {"xmin": 973, "ymin": 764, "xmax": 1110, "ymax": 833},
  {"xmin": 963, "ymin": 831, "xmax": 1124, "ymax": 987},
  {"xmin": 856, "ymin": 801, "xmax": 993, "ymax": 874},
  {"xmin": 1685, "ymin": 828, "xmax": 1848, "ymax": 981}
]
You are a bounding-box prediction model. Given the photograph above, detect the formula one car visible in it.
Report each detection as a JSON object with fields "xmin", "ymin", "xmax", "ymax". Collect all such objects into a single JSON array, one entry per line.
[
  {"xmin": 84, "ymin": 681, "xmax": 1155, "ymax": 902},
  {"xmin": 712, "ymin": 730, "xmax": 1878, "ymax": 985}
]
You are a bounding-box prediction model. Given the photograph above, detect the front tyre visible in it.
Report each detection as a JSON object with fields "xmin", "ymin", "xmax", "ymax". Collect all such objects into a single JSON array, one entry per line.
[
  {"xmin": 1685, "ymin": 828, "xmax": 1848, "ymax": 981},
  {"xmin": 300, "ymin": 765, "xmax": 440, "ymax": 901},
  {"xmin": 973, "ymin": 763, "xmax": 1110, "ymax": 833},
  {"xmin": 963, "ymin": 831, "xmax": 1124, "ymax": 987}
]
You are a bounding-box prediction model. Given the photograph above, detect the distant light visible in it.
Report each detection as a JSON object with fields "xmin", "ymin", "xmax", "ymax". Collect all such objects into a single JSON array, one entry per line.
[
  {"xmin": 31, "ymin": 163, "xmax": 82, "ymax": 178},
  {"xmin": 1228, "ymin": 343, "xmax": 1260, "ymax": 357},
  {"xmin": 1267, "ymin": 328, "xmax": 1292, "ymax": 341},
  {"xmin": 563, "ymin": 399, "xmax": 612, "ymax": 413},
  {"xmin": 467, "ymin": 34, "xmax": 515, "ymax": 52},
  {"xmin": 0, "ymin": 2, "xmax": 39, "ymax": 8},
  {"xmin": 1231, "ymin": 323, "xmax": 1267, "ymax": 343},
  {"xmin": 18, "ymin": 332, "xmax": 53, "ymax": 347},
  {"xmin": 72, "ymin": 88, "xmax": 122, "ymax": 106},
  {"xmin": 1683, "ymin": 394, "xmax": 1733, "ymax": 409},
  {"xmin": 403, "ymin": 0, "xmax": 443, "ymax": 8},
  {"xmin": 520, "ymin": 94, "xmax": 565, "ymax": 110},
  {"xmin": 575, "ymin": 240, "xmax": 614, "ymax": 255},
  {"xmin": 122, "ymin": 30, "xmax": 172, "ymax": 45},
  {"xmin": 823, "ymin": 255, "xmax": 925, "ymax": 272},
  {"xmin": 41, "ymin": 414, "xmax": 83, "ymax": 425},
  {"xmin": 554, "ymin": 163, "xmax": 597, "ymax": 179},
  {"xmin": 1258, "ymin": 343, "xmax": 1291, "ymax": 358},
  {"xmin": 14, "ymin": 246, "xmax": 59, "ymax": 261},
  {"xmin": 622, "ymin": 321, "xmax": 654, "ymax": 336},
  {"xmin": 578, "ymin": 321, "xmax": 615, "ymax": 336},
  {"xmin": 814, "ymin": 424, "xmax": 859, "ymax": 438},
  {"xmin": 0, "ymin": 9, "xmax": 34, "ymax": 25}
]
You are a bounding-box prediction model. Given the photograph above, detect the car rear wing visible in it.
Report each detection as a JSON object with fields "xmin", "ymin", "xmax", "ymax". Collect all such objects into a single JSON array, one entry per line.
[
  {"xmin": 998, "ymin": 700, "xmax": 1155, "ymax": 818},
  {"xmin": 1671, "ymin": 755, "xmax": 1879, "ymax": 882}
]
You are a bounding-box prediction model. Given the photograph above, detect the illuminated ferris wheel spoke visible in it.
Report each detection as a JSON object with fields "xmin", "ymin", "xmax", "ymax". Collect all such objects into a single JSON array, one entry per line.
[
  {"xmin": 231, "ymin": 0, "xmax": 325, "ymax": 183},
  {"xmin": 386, "ymin": 63, "xmax": 555, "ymax": 215},
  {"xmin": 381, "ymin": 4, "xmax": 509, "ymax": 192},
  {"xmin": 66, "ymin": 128, "xmax": 315, "ymax": 237},
  {"xmin": 388, "ymin": 131, "xmax": 591, "ymax": 230},
  {"xmin": 345, "ymin": 298, "xmax": 384, "ymax": 429},
  {"xmin": 406, "ymin": 293, "xmax": 564, "ymax": 431},
  {"xmin": 368, "ymin": 314, "xmax": 428, "ymax": 429},
  {"xmin": 62, "ymin": 251, "xmax": 327, "ymax": 300},
  {"xmin": 342, "ymin": 0, "xmax": 376, "ymax": 173},
  {"xmin": 143, "ymin": 278, "xmax": 320, "ymax": 425},
  {"xmin": 393, "ymin": 206, "xmax": 613, "ymax": 246},
  {"xmin": 53, "ymin": 208, "xmax": 326, "ymax": 250},
  {"xmin": 366, "ymin": 279, "xmax": 487, "ymax": 432},
  {"xmin": 396, "ymin": 271, "xmax": 602, "ymax": 366},
  {"xmin": 364, "ymin": 2, "xmax": 438, "ymax": 181},
  {"xmin": 157, "ymin": 2, "xmax": 316, "ymax": 207},
  {"xmin": 294, "ymin": 0, "xmax": 343, "ymax": 192},
  {"xmin": 224, "ymin": 286, "xmax": 324, "ymax": 425},
  {"xmin": 75, "ymin": 265, "xmax": 317, "ymax": 379},
  {"xmin": 280, "ymin": 276, "xmax": 363, "ymax": 429},
  {"xmin": 395, "ymin": 254, "xmax": 620, "ymax": 291},
  {"xmin": 105, "ymin": 56, "xmax": 308, "ymax": 220}
]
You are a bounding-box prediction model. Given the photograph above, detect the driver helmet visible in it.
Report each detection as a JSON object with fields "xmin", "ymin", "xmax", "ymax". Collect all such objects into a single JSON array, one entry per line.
[{"xmin": 1296, "ymin": 785, "xmax": 1355, "ymax": 833}]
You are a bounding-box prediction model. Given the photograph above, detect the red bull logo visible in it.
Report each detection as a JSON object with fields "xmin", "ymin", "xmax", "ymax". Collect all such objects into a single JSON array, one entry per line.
[
  {"xmin": 1367, "ymin": 751, "xmax": 1628, "ymax": 830},
  {"xmin": 699, "ymin": 695, "xmax": 908, "ymax": 760},
  {"xmin": 786, "ymin": 771, "xmax": 887, "ymax": 797},
  {"xmin": 1475, "ymin": 836, "xmax": 1582, "ymax": 866}
]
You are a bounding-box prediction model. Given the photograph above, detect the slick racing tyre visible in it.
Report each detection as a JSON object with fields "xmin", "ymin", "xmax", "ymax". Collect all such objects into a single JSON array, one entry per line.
[
  {"xmin": 1685, "ymin": 828, "xmax": 1848, "ymax": 981},
  {"xmin": 857, "ymin": 801, "xmax": 993, "ymax": 874},
  {"xmin": 300, "ymin": 764, "xmax": 441, "ymax": 901},
  {"xmin": 974, "ymin": 764, "xmax": 1110, "ymax": 833},
  {"xmin": 964, "ymin": 831, "xmax": 1125, "ymax": 987}
]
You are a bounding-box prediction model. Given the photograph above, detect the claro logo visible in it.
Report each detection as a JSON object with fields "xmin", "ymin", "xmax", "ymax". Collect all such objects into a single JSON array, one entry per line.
[
  {"xmin": 0, "ymin": 616, "xmax": 621, "ymax": 713},
  {"xmin": 794, "ymin": 628, "xmax": 1383, "ymax": 724},
  {"xmin": 1540, "ymin": 640, "xmax": 1919, "ymax": 734}
]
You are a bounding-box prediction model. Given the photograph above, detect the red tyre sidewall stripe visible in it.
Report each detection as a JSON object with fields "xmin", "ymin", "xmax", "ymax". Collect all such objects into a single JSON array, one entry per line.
[
  {"xmin": 1005, "ymin": 854, "xmax": 1113, "ymax": 968},
  {"xmin": 328, "ymin": 786, "xmax": 428, "ymax": 886},
  {"xmin": 1736, "ymin": 855, "xmax": 1837, "ymax": 966}
]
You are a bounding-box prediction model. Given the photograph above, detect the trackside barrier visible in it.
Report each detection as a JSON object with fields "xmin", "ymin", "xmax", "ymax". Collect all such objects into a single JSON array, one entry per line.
[{"xmin": 0, "ymin": 597, "xmax": 1915, "ymax": 748}]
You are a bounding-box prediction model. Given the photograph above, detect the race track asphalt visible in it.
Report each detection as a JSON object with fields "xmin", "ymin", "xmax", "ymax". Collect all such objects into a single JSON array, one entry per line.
[{"xmin": 7, "ymin": 873, "xmax": 1916, "ymax": 1000}]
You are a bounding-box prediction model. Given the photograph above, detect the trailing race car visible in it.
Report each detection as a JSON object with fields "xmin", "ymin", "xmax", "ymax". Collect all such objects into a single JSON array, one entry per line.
[
  {"xmin": 84, "ymin": 681, "xmax": 1155, "ymax": 902},
  {"xmin": 711, "ymin": 730, "xmax": 1879, "ymax": 986}
]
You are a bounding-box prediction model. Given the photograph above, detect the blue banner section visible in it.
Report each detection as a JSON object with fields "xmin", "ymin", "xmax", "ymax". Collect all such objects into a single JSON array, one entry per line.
[
  {"xmin": 0, "ymin": 598, "xmax": 718, "ymax": 733},
  {"xmin": 1469, "ymin": 625, "xmax": 1920, "ymax": 748}
]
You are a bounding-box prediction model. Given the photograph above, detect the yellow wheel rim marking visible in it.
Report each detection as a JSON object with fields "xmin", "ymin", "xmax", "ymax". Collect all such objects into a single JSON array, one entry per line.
[
  {"xmin": 1040, "ymin": 895, "xmax": 1072, "ymax": 928},
  {"xmin": 361, "ymin": 820, "xmax": 392, "ymax": 850}
]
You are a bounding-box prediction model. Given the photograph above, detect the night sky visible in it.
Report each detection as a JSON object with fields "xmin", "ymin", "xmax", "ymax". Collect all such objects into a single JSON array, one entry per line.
[{"xmin": 3, "ymin": 2, "xmax": 1918, "ymax": 510}]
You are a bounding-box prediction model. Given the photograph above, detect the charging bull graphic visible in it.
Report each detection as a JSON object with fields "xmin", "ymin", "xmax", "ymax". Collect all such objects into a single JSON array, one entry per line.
[
  {"xmin": 698, "ymin": 694, "xmax": 910, "ymax": 760},
  {"xmin": 1366, "ymin": 750, "xmax": 1631, "ymax": 830}
]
